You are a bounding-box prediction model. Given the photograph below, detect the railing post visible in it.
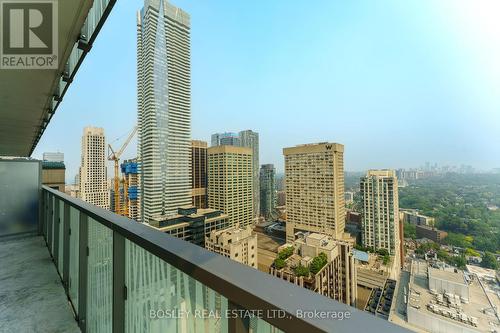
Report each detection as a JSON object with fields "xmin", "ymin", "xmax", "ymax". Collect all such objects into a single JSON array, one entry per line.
[
  {"xmin": 48, "ymin": 194, "xmax": 53, "ymax": 254},
  {"xmin": 41, "ymin": 190, "xmax": 46, "ymax": 239},
  {"xmin": 53, "ymin": 198, "xmax": 60, "ymax": 267},
  {"xmin": 63, "ymin": 202, "xmax": 70, "ymax": 291},
  {"xmin": 44, "ymin": 191, "xmax": 49, "ymax": 241},
  {"xmin": 78, "ymin": 212, "xmax": 88, "ymax": 332},
  {"xmin": 228, "ymin": 301, "xmax": 250, "ymax": 333},
  {"xmin": 113, "ymin": 232, "xmax": 125, "ymax": 333},
  {"xmin": 39, "ymin": 188, "xmax": 44, "ymax": 236}
]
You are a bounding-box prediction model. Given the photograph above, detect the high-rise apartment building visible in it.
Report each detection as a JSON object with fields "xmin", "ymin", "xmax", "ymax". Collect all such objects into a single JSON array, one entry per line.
[
  {"xmin": 283, "ymin": 143, "xmax": 345, "ymax": 242},
  {"xmin": 79, "ymin": 127, "xmax": 109, "ymax": 209},
  {"xmin": 205, "ymin": 225, "xmax": 258, "ymax": 269},
  {"xmin": 239, "ymin": 130, "xmax": 260, "ymax": 218},
  {"xmin": 360, "ymin": 170, "xmax": 401, "ymax": 268},
  {"xmin": 207, "ymin": 145, "xmax": 253, "ymax": 227},
  {"xmin": 211, "ymin": 132, "xmax": 240, "ymax": 147},
  {"xmin": 137, "ymin": 0, "xmax": 192, "ymax": 223},
  {"xmin": 191, "ymin": 140, "xmax": 207, "ymax": 209},
  {"xmin": 260, "ymin": 164, "xmax": 276, "ymax": 221},
  {"xmin": 211, "ymin": 130, "xmax": 260, "ymax": 219}
]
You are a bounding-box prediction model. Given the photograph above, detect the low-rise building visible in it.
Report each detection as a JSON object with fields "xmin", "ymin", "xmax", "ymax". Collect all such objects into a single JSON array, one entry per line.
[
  {"xmin": 270, "ymin": 233, "xmax": 357, "ymax": 306},
  {"xmin": 390, "ymin": 260, "xmax": 500, "ymax": 333},
  {"xmin": 416, "ymin": 225, "xmax": 448, "ymax": 243},
  {"xmin": 428, "ymin": 267, "xmax": 469, "ymax": 300},
  {"xmin": 150, "ymin": 206, "xmax": 230, "ymax": 248},
  {"xmin": 400, "ymin": 209, "xmax": 435, "ymax": 226},
  {"xmin": 205, "ymin": 225, "xmax": 257, "ymax": 268}
]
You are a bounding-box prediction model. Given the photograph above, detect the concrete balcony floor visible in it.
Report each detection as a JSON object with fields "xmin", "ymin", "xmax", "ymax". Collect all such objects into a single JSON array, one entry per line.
[{"xmin": 0, "ymin": 235, "xmax": 80, "ymax": 333}]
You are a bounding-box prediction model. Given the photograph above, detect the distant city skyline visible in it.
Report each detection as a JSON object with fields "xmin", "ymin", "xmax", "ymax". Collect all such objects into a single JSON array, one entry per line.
[{"xmin": 32, "ymin": 0, "xmax": 500, "ymax": 181}]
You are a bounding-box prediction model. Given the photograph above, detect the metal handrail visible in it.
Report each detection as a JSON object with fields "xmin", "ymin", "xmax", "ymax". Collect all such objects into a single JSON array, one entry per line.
[{"xmin": 42, "ymin": 185, "xmax": 409, "ymax": 333}]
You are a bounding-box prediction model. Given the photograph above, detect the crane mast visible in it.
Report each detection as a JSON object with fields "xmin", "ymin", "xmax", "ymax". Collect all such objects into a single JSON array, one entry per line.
[{"xmin": 108, "ymin": 126, "xmax": 137, "ymax": 215}]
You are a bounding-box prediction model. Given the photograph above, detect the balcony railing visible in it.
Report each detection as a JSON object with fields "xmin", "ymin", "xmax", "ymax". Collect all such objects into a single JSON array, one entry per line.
[{"xmin": 41, "ymin": 185, "xmax": 408, "ymax": 333}]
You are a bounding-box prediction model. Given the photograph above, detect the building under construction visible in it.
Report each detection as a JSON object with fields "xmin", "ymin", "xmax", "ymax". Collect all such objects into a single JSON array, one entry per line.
[{"xmin": 121, "ymin": 159, "xmax": 140, "ymax": 221}]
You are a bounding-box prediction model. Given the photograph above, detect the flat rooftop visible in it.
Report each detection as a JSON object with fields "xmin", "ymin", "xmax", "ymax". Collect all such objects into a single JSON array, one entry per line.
[
  {"xmin": 357, "ymin": 267, "xmax": 389, "ymax": 289},
  {"xmin": 428, "ymin": 267, "xmax": 467, "ymax": 285},
  {"xmin": 0, "ymin": 235, "xmax": 79, "ymax": 332},
  {"xmin": 407, "ymin": 260, "xmax": 499, "ymax": 332}
]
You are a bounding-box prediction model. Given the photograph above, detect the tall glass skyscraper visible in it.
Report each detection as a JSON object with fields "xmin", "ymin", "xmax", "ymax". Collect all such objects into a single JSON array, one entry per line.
[
  {"xmin": 239, "ymin": 130, "xmax": 260, "ymax": 218},
  {"xmin": 260, "ymin": 164, "xmax": 276, "ymax": 221},
  {"xmin": 211, "ymin": 132, "xmax": 240, "ymax": 147},
  {"xmin": 137, "ymin": 0, "xmax": 192, "ymax": 223}
]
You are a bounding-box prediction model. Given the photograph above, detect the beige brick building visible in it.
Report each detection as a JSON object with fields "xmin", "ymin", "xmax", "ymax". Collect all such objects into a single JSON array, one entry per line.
[
  {"xmin": 205, "ymin": 225, "xmax": 257, "ymax": 268},
  {"xmin": 270, "ymin": 233, "xmax": 357, "ymax": 306},
  {"xmin": 207, "ymin": 145, "xmax": 253, "ymax": 227},
  {"xmin": 283, "ymin": 143, "xmax": 345, "ymax": 242},
  {"xmin": 79, "ymin": 127, "xmax": 109, "ymax": 209}
]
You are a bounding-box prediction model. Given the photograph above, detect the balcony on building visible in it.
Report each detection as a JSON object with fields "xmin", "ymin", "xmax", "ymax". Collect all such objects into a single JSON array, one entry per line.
[{"xmin": 0, "ymin": 1, "xmax": 409, "ymax": 332}]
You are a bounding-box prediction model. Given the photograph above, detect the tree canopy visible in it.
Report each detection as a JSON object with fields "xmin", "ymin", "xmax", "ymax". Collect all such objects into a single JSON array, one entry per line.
[{"xmin": 399, "ymin": 174, "xmax": 500, "ymax": 253}]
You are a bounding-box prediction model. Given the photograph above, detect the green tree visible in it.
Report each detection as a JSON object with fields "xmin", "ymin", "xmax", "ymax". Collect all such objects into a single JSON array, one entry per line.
[
  {"xmin": 354, "ymin": 244, "xmax": 374, "ymax": 252},
  {"xmin": 404, "ymin": 222, "xmax": 416, "ymax": 239},
  {"xmin": 310, "ymin": 253, "xmax": 328, "ymax": 274},
  {"xmin": 277, "ymin": 246, "xmax": 294, "ymax": 260},
  {"xmin": 465, "ymin": 248, "xmax": 480, "ymax": 257},
  {"xmin": 399, "ymin": 174, "xmax": 500, "ymax": 253},
  {"xmin": 451, "ymin": 255, "xmax": 467, "ymax": 269},
  {"xmin": 377, "ymin": 248, "xmax": 389, "ymax": 256},
  {"xmin": 481, "ymin": 252, "xmax": 499, "ymax": 270},
  {"xmin": 273, "ymin": 258, "xmax": 286, "ymax": 270},
  {"xmin": 437, "ymin": 249, "xmax": 450, "ymax": 261},
  {"xmin": 294, "ymin": 264, "xmax": 310, "ymax": 277}
]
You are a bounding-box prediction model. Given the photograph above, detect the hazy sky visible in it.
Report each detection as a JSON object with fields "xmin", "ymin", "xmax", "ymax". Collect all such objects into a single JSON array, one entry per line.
[{"xmin": 33, "ymin": 0, "xmax": 500, "ymax": 181}]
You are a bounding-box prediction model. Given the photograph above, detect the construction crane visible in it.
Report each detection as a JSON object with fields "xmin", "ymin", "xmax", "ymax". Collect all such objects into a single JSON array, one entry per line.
[{"xmin": 108, "ymin": 126, "xmax": 137, "ymax": 215}]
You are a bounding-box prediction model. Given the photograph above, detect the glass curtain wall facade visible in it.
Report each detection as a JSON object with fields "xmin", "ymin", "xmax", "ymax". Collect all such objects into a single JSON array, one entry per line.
[
  {"xmin": 192, "ymin": 140, "xmax": 208, "ymax": 209},
  {"xmin": 137, "ymin": 0, "xmax": 192, "ymax": 224},
  {"xmin": 260, "ymin": 164, "xmax": 277, "ymax": 221},
  {"xmin": 238, "ymin": 130, "xmax": 260, "ymax": 219}
]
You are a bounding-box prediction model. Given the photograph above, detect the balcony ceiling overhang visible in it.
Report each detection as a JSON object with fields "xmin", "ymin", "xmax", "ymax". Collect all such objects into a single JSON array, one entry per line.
[{"xmin": 0, "ymin": 0, "xmax": 116, "ymax": 157}]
